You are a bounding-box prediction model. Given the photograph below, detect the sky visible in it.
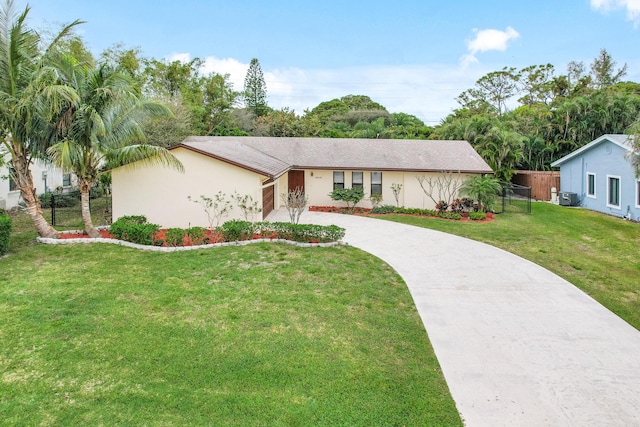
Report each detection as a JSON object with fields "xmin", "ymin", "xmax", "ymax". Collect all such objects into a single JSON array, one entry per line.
[{"xmin": 26, "ymin": 0, "xmax": 640, "ymax": 124}]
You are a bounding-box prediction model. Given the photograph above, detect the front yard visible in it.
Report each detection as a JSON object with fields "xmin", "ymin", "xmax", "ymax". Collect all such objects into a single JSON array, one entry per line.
[{"xmin": 0, "ymin": 214, "xmax": 461, "ymax": 426}]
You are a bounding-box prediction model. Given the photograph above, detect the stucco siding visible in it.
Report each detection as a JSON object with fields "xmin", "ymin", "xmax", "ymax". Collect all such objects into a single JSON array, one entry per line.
[
  {"xmin": 112, "ymin": 147, "xmax": 266, "ymax": 228},
  {"xmin": 0, "ymin": 160, "xmax": 65, "ymax": 209},
  {"xmin": 558, "ymin": 140, "xmax": 639, "ymax": 220}
]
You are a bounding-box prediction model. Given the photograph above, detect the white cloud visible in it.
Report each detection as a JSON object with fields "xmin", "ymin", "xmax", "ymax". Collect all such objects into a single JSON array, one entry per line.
[
  {"xmin": 159, "ymin": 54, "xmax": 488, "ymax": 123},
  {"xmin": 166, "ymin": 52, "xmax": 192, "ymax": 63},
  {"xmin": 461, "ymin": 26, "xmax": 520, "ymax": 66},
  {"xmin": 591, "ymin": 0, "xmax": 640, "ymax": 26}
]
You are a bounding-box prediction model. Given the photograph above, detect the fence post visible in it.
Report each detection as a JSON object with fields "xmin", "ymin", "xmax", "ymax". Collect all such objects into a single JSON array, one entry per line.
[{"xmin": 51, "ymin": 193, "xmax": 56, "ymax": 226}]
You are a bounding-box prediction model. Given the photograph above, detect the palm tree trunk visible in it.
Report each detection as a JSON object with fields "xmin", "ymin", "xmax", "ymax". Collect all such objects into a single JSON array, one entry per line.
[
  {"xmin": 79, "ymin": 178, "xmax": 100, "ymax": 238},
  {"xmin": 12, "ymin": 155, "xmax": 59, "ymax": 239}
]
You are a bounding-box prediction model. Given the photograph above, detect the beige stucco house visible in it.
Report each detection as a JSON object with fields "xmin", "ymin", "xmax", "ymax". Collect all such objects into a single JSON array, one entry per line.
[{"xmin": 112, "ymin": 136, "xmax": 493, "ymax": 228}]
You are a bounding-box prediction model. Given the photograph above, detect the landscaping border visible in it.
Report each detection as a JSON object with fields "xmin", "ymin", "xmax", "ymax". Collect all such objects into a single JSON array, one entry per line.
[{"xmin": 37, "ymin": 234, "xmax": 342, "ymax": 252}]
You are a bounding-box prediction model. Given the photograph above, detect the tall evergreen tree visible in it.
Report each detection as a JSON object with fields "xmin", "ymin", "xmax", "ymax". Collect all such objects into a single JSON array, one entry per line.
[{"xmin": 243, "ymin": 58, "xmax": 268, "ymax": 117}]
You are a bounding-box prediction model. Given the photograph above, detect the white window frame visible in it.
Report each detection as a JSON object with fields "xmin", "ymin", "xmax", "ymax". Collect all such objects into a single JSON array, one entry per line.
[
  {"xmin": 586, "ymin": 172, "xmax": 596, "ymax": 198},
  {"xmin": 333, "ymin": 171, "xmax": 344, "ymax": 190},
  {"xmin": 352, "ymin": 171, "xmax": 363, "ymax": 190},
  {"xmin": 606, "ymin": 175, "xmax": 621, "ymax": 209},
  {"xmin": 371, "ymin": 172, "xmax": 382, "ymax": 195},
  {"xmin": 636, "ymin": 179, "xmax": 640, "ymax": 208}
]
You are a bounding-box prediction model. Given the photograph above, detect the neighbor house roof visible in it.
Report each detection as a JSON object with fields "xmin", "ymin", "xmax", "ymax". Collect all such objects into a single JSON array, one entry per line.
[
  {"xmin": 551, "ymin": 134, "xmax": 634, "ymax": 167},
  {"xmin": 173, "ymin": 136, "xmax": 493, "ymax": 178}
]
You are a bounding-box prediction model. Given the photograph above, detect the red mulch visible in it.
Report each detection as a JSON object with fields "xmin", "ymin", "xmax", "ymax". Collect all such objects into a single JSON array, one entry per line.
[{"xmin": 309, "ymin": 206, "xmax": 495, "ymax": 222}]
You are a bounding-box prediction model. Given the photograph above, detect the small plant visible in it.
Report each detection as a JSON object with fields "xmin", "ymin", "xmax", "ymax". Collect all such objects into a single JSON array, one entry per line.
[
  {"xmin": 281, "ymin": 187, "xmax": 309, "ymax": 224},
  {"xmin": 450, "ymin": 199, "xmax": 465, "ymax": 213},
  {"xmin": 435, "ymin": 200, "xmax": 448, "ymax": 212},
  {"xmin": 369, "ymin": 192, "xmax": 383, "ymax": 208},
  {"xmin": 232, "ymin": 192, "xmax": 262, "ymax": 222},
  {"xmin": 391, "ymin": 183, "xmax": 403, "ymax": 207},
  {"xmin": 165, "ymin": 228, "xmax": 186, "ymax": 247},
  {"xmin": 469, "ymin": 212, "xmax": 487, "ymax": 221},
  {"xmin": 188, "ymin": 193, "xmax": 231, "ymax": 229},
  {"xmin": 329, "ymin": 187, "xmax": 365, "ymax": 213},
  {"xmin": 187, "ymin": 226, "xmax": 207, "ymax": 245}
]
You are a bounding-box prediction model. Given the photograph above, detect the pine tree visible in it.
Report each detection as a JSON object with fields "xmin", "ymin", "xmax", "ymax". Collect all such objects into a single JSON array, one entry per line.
[{"xmin": 243, "ymin": 58, "xmax": 268, "ymax": 117}]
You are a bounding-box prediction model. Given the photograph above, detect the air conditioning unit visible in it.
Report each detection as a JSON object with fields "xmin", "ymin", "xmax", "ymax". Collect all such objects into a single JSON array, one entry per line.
[{"xmin": 559, "ymin": 191, "xmax": 578, "ymax": 206}]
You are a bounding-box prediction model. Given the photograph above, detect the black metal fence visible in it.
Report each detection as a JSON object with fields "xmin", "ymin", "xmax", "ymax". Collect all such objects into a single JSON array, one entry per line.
[
  {"xmin": 49, "ymin": 192, "xmax": 112, "ymax": 228},
  {"xmin": 496, "ymin": 183, "xmax": 531, "ymax": 214}
]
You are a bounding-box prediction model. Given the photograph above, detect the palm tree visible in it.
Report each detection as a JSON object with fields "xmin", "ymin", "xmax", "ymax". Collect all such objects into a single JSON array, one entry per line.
[
  {"xmin": 0, "ymin": 1, "xmax": 81, "ymax": 237},
  {"xmin": 48, "ymin": 58, "xmax": 183, "ymax": 237},
  {"xmin": 460, "ymin": 175, "xmax": 503, "ymax": 212}
]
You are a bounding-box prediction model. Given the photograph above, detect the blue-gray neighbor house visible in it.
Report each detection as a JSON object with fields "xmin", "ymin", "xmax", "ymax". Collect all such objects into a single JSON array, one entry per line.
[{"xmin": 551, "ymin": 134, "xmax": 639, "ymax": 220}]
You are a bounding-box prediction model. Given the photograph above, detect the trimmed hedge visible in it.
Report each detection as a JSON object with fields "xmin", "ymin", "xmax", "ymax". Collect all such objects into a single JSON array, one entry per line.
[
  {"xmin": 110, "ymin": 215, "xmax": 160, "ymax": 246},
  {"xmin": 469, "ymin": 212, "xmax": 487, "ymax": 221},
  {"xmin": 0, "ymin": 213, "xmax": 12, "ymax": 255},
  {"xmin": 220, "ymin": 220, "xmax": 345, "ymax": 243}
]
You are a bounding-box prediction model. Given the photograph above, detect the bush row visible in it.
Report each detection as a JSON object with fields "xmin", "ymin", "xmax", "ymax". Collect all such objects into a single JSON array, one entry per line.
[
  {"xmin": 219, "ymin": 220, "xmax": 345, "ymax": 243},
  {"xmin": 109, "ymin": 216, "xmax": 346, "ymax": 246},
  {"xmin": 38, "ymin": 187, "xmax": 105, "ymax": 208},
  {"xmin": 0, "ymin": 211, "xmax": 12, "ymax": 256},
  {"xmin": 370, "ymin": 205, "xmax": 486, "ymax": 221}
]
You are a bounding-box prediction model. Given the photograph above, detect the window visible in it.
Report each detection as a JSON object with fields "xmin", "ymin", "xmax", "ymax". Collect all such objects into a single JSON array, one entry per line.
[
  {"xmin": 8, "ymin": 166, "xmax": 17, "ymax": 191},
  {"xmin": 63, "ymin": 173, "xmax": 71, "ymax": 187},
  {"xmin": 607, "ymin": 175, "xmax": 620, "ymax": 209},
  {"xmin": 636, "ymin": 180, "xmax": 640, "ymax": 208},
  {"xmin": 586, "ymin": 172, "xmax": 596, "ymax": 198},
  {"xmin": 371, "ymin": 172, "xmax": 382, "ymax": 195},
  {"xmin": 333, "ymin": 171, "xmax": 344, "ymax": 190},
  {"xmin": 352, "ymin": 172, "xmax": 363, "ymax": 190}
]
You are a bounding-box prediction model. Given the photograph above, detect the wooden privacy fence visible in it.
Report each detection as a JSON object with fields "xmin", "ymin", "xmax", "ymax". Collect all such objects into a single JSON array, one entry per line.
[{"xmin": 512, "ymin": 171, "xmax": 560, "ymax": 201}]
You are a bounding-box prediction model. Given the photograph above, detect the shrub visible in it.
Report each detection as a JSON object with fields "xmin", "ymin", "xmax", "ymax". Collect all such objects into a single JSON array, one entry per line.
[
  {"xmin": 370, "ymin": 205, "xmax": 396, "ymax": 214},
  {"xmin": 110, "ymin": 216, "xmax": 160, "ymax": 245},
  {"xmin": 38, "ymin": 192, "xmax": 77, "ymax": 208},
  {"xmin": 220, "ymin": 220, "xmax": 253, "ymax": 241},
  {"xmin": 329, "ymin": 187, "xmax": 365, "ymax": 212},
  {"xmin": 437, "ymin": 212, "xmax": 462, "ymax": 220},
  {"xmin": 187, "ymin": 226, "xmax": 207, "ymax": 245},
  {"xmin": 165, "ymin": 228, "xmax": 186, "ymax": 247},
  {"xmin": 435, "ymin": 200, "xmax": 448, "ymax": 212},
  {"xmin": 0, "ymin": 213, "xmax": 12, "ymax": 255},
  {"xmin": 469, "ymin": 212, "xmax": 487, "ymax": 221}
]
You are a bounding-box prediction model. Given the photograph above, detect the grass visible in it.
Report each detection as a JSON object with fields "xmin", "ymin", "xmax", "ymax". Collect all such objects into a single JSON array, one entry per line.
[
  {"xmin": 380, "ymin": 202, "xmax": 640, "ymax": 331},
  {"xmin": 0, "ymin": 211, "xmax": 462, "ymax": 426}
]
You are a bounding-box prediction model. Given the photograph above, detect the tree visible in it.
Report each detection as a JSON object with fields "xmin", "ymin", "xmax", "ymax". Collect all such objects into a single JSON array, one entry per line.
[
  {"xmin": 517, "ymin": 64, "xmax": 555, "ymax": 106},
  {"xmin": 48, "ymin": 59, "xmax": 183, "ymax": 237},
  {"xmin": 457, "ymin": 67, "xmax": 519, "ymax": 115},
  {"xmin": 460, "ymin": 175, "xmax": 502, "ymax": 212},
  {"xmin": 0, "ymin": 1, "xmax": 82, "ymax": 238},
  {"xmin": 590, "ymin": 48, "xmax": 627, "ymax": 89},
  {"xmin": 243, "ymin": 58, "xmax": 268, "ymax": 117}
]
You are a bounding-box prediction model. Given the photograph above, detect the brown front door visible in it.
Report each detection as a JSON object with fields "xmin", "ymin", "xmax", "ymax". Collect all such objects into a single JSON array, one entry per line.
[
  {"xmin": 288, "ymin": 170, "xmax": 305, "ymax": 193},
  {"xmin": 262, "ymin": 183, "xmax": 274, "ymax": 219}
]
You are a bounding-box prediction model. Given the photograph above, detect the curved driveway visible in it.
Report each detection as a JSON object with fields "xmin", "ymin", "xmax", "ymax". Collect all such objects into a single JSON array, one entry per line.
[{"xmin": 267, "ymin": 209, "xmax": 640, "ymax": 426}]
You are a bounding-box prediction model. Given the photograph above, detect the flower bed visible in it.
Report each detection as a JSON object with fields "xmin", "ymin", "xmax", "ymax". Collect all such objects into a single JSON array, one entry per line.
[{"xmin": 310, "ymin": 205, "xmax": 494, "ymax": 222}]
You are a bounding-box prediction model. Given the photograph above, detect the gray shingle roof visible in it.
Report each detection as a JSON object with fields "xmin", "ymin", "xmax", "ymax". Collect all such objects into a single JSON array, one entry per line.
[
  {"xmin": 551, "ymin": 134, "xmax": 634, "ymax": 167},
  {"xmin": 176, "ymin": 136, "xmax": 493, "ymax": 178}
]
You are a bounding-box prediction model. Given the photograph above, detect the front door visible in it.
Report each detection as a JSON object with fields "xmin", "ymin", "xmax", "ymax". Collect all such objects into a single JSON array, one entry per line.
[{"xmin": 288, "ymin": 170, "xmax": 305, "ymax": 193}]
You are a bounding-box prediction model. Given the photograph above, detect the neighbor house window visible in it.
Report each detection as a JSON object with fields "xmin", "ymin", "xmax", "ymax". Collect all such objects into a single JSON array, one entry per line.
[
  {"xmin": 607, "ymin": 175, "xmax": 620, "ymax": 208},
  {"xmin": 636, "ymin": 180, "xmax": 640, "ymax": 208},
  {"xmin": 352, "ymin": 172, "xmax": 363, "ymax": 190},
  {"xmin": 8, "ymin": 166, "xmax": 17, "ymax": 191},
  {"xmin": 333, "ymin": 171, "xmax": 344, "ymax": 190},
  {"xmin": 371, "ymin": 172, "xmax": 382, "ymax": 195},
  {"xmin": 63, "ymin": 173, "xmax": 71, "ymax": 187},
  {"xmin": 586, "ymin": 172, "xmax": 596, "ymax": 198}
]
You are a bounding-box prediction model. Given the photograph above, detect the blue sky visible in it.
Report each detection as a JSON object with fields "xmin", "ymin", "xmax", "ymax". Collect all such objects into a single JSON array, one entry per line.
[{"xmin": 27, "ymin": 0, "xmax": 640, "ymax": 123}]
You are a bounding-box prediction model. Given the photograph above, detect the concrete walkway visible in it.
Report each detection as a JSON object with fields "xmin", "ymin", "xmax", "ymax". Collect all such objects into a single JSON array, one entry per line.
[{"xmin": 267, "ymin": 209, "xmax": 640, "ymax": 426}]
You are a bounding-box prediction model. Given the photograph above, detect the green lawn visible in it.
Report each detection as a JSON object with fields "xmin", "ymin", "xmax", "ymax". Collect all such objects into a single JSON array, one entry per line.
[
  {"xmin": 380, "ymin": 202, "xmax": 640, "ymax": 331},
  {"xmin": 0, "ymin": 213, "xmax": 462, "ymax": 426}
]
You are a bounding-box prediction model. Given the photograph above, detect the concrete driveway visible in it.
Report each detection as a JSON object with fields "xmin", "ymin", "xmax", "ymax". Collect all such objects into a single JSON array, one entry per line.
[{"xmin": 267, "ymin": 209, "xmax": 640, "ymax": 426}]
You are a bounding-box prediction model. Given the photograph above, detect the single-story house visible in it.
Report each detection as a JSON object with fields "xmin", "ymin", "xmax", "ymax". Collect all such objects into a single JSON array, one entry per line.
[
  {"xmin": 112, "ymin": 136, "xmax": 493, "ymax": 228},
  {"xmin": 551, "ymin": 134, "xmax": 639, "ymax": 220},
  {"xmin": 0, "ymin": 158, "xmax": 74, "ymax": 210}
]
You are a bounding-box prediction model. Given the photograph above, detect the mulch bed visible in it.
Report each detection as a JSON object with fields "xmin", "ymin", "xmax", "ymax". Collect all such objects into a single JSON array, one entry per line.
[{"xmin": 309, "ymin": 206, "xmax": 495, "ymax": 222}]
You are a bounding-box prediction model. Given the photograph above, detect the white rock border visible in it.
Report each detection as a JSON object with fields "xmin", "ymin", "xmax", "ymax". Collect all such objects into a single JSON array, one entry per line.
[{"xmin": 37, "ymin": 233, "xmax": 344, "ymax": 252}]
